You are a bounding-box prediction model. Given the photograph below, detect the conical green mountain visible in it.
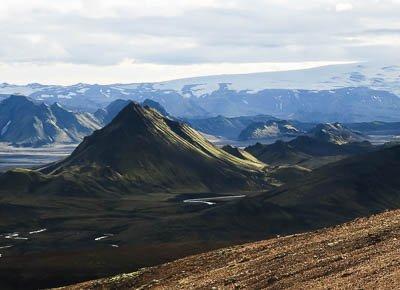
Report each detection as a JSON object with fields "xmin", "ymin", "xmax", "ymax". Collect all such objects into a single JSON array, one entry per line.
[{"xmin": 4, "ymin": 102, "xmax": 267, "ymax": 195}]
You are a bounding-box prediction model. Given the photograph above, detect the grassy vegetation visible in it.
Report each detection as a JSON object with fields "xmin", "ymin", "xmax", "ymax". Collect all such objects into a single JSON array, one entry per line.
[{"xmin": 1, "ymin": 104, "xmax": 400, "ymax": 289}]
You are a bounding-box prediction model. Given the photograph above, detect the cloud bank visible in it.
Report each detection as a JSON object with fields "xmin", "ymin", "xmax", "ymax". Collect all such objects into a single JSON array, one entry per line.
[{"xmin": 0, "ymin": 0, "xmax": 398, "ymax": 84}]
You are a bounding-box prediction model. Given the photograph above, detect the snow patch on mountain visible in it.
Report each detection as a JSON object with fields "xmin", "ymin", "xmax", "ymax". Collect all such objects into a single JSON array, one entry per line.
[{"xmin": 1, "ymin": 120, "xmax": 11, "ymax": 136}]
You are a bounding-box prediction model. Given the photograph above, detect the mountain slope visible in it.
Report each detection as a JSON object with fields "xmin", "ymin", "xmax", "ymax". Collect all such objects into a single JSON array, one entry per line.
[
  {"xmin": 221, "ymin": 145, "xmax": 263, "ymax": 164},
  {"xmin": 142, "ymin": 99, "xmax": 169, "ymax": 117},
  {"xmin": 246, "ymin": 136, "xmax": 374, "ymax": 169},
  {"xmin": 187, "ymin": 115, "xmax": 279, "ymax": 139},
  {"xmin": 0, "ymin": 95, "xmax": 101, "ymax": 147},
  {"xmin": 93, "ymin": 99, "xmax": 131, "ymax": 125},
  {"xmin": 238, "ymin": 120, "xmax": 302, "ymax": 140},
  {"xmin": 208, "ymin": 144, "xmax": 400, "ymax": 238},
  {"xmin": 2, "ymin": 102, "xmax": 268, "ymax": 195},
  {"xmin": 64, "ymin": 209, "xmax": 400, "ymax": 289},
  {"xmin": 308, "ymin": 122, "xmax": 366, "ymax": 144}
]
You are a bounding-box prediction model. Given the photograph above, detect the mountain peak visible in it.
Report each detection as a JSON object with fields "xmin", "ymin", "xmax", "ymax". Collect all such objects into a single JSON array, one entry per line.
[
  {"xmin": 110, "ymin": 101, "xmax": 160, "ymax": 127},
  {"xmin": 43, "ymin": 103, "xmax": 267, "ymax": 193},
  {"xmin": 0, "ymin": 94, "xmax": 100, "ymax": 146},
  {"xmin": 142, "ymin": 99, "xmax": 169, "ymax": 117},
  {"xmin": 50, "ymin": 102, "xmax": 63, "ymax": 109},
  {"xmin": 308, "ymin": 122, "xmax": 366, "ymax": 144},
  {"xmin": 4, "ymin": 94, "xmax": 31, "ymax": 103}
]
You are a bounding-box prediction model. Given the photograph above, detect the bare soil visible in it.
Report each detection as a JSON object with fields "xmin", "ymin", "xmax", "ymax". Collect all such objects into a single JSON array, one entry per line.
[{"xmin": 61, "ymin": 209, "xmax": 400, "ymax": 289}]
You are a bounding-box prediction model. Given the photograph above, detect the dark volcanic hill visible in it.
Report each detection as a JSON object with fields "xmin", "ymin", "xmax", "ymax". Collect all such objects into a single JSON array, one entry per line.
[
  {"xmin": 2, "ymin": 102, "xmax": 267, "ymax": 195},
  {"xmin": 308, "ymin": 122, "xmax": 366, "ymax": 144},
  {"xmin": 246, "ymin": 135, "xmax": 374, "ymax": 169},
  {"xmin": 0, "ymin": 95, "xmax": 100, "ymax": 147},
  {"xmin": 204, "ymin": 144, "xmax": 400, "ymax": 239}
]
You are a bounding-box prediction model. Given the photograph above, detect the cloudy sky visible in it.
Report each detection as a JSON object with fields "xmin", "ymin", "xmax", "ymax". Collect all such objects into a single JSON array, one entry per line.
[{"xmin": 0, "ymin": 0, "xmax": 399, "ymax": 84}]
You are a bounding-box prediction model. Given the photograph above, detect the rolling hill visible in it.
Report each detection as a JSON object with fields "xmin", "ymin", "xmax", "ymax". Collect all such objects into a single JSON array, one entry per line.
[
  {"xmin": 245, "ymin": 135, "xmax": 374, "ymax": 169},
  {"xmin": 205, "ymin": 143, "xmax": 400, "ymax": 239}
]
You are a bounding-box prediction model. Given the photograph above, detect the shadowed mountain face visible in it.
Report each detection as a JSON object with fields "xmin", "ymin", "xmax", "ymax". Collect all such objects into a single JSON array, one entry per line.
[
  {"xmin": 232, "ymin": 144, "xmax": 400, "ymax": 233},
  {"xmin": 187, "ymin": 115, "xmax": 279, "ymax": 140},
  {"xmin": 246, "ymin": 136, "xmax": 375, "ymax": 169},
  {"xmin": 1, "ymin": 102, "xmax": 268, "ymax": 195},
  {"xmin": 221, "ymin": 145, "xmax": 263, "ymax": 164},
  {"xmin": 142, "ymin": 99, "xmax": 169, "ymax": 117},
  {"xmin": 170, "ymin": 144, "xmax": 400, "ymax": 245},
  {"xmin": 93, "ymin": 99, "xmax": 131, "ymax": 125},
  {"xmin": 0, "ymin": 95, "xmax": 101, "ymax": 147}
]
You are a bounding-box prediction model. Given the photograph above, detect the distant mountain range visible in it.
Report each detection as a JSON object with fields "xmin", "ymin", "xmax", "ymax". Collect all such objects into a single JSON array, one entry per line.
[
  {"xmin": 239, "ymin": 121, "xmax": 367, "ymax": 143},
  {"xmin": 1, "ymin": 63, "xmax": 400, "ymax": 122},
  {"xmin": 242, "ymin": 121, "xmax": 373, "ymax": 170},
  {"xmin": 0, "ymin": 95, "xmax": 175, "ymax": 147},
  {"xmin": 186, "ymin": 114, "xmax": 279, "ymax": 139},
  {"xmin": 246, "ymin": 136, "xmax": 374, "ymax": 169},
  {"xmin": 2, "ymin": 94, "xmax": 400, "ymax": 148},
  {"xmin": 0, "ymin": 95, "xmax": 100, "ymax": 147}
]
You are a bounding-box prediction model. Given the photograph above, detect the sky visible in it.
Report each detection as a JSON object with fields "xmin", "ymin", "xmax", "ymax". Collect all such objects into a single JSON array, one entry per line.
[{"xmin": 0, "ymin": 0, "xmax": 399, "ymax": 85}]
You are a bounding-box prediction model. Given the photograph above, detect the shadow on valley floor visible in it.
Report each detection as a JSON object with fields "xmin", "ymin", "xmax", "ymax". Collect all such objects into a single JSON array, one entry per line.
[{"xmin": 0, "ymin": 191, "xmax": 262, "ymax": 289}]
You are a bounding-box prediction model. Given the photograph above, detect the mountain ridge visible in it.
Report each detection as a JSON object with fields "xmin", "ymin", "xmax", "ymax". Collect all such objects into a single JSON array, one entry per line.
[{"xmin": 0, "ymin": 95, "xmax": 101, "ymax": 147}]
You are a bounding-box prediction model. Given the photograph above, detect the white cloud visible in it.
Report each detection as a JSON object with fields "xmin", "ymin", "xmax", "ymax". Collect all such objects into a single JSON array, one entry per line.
[
  {"xmin": 336, "ymin": 3, "xmax": 353, "ymax": 12},
  {"xmin": 0, "ymin": 0, "xmax": 398, "ymax": 83},
  {"xmin": 0, "ymin": 61, "xmax": 351, "ymax": 85}
]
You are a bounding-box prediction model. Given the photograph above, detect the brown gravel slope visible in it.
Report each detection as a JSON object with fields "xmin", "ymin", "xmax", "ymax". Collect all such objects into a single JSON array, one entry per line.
[{"xmin": 61, "ymin": 209, "xmax": 400, "ymax": 289}]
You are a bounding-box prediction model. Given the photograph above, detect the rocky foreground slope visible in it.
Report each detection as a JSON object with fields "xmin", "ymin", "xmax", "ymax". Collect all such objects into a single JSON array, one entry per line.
[{"xmin": 62, "ymin": 209, "xmax": 400, "ymax": 289}]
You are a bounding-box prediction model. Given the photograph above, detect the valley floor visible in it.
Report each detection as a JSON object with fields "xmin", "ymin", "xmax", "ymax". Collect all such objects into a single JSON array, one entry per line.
[
  {"xmin": 0, "ymin": 143, "xmax": 76, "ymax": 172},
  {"xmin": 62, "ymin": 209, "xmax": 400, "ymax": 289}
]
